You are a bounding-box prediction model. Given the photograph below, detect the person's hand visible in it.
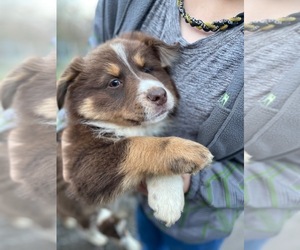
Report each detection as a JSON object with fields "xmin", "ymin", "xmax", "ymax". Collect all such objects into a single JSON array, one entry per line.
[
  {"xmin": 137, "ymin": 174, "xmax": 191, "ymax": 195},
  {"xmin": 182, "ymin": 174, "xmax": 191, "ymax": 193}
]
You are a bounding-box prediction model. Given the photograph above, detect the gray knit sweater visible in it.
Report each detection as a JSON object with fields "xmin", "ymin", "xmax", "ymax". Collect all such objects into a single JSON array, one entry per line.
[{"xmin": 244, "ymin": 22, "xmax": 300, "ymax": 239}]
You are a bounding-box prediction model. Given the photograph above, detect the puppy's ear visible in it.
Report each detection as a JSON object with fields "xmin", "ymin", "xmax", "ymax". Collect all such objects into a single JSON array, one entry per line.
[
  {"xmin": 1, "ymin": 57, "xmax": 43, "ymax": 109},
  {"xmin": 57, "ymin": 57, "xmax": 83, "ymax": 109},
  {"xmin": 151, "ymin": 40, "xmax": 180, "ymax": 67},
  {"xmin": 119, "ymin": 32, "xmax": 180, "ymax": 67}
]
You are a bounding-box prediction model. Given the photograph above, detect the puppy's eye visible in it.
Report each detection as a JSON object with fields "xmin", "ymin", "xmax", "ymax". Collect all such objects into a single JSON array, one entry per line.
[
  {"xmin": 142, "ymin": 66, "xmax": 153, "ymax": 74},
  {"xmin": 108, "ymin": 79, "xmax": 122, "ymax": 88}
]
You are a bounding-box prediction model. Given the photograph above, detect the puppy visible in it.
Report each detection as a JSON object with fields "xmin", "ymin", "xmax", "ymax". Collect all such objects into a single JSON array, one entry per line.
[
  {"xmin": 58, "ymin": 32, "xmax": 213, "ymax": 226},
  {"xmin": 1, "ymin": 53, "xmax": 141, "ymax": 248},
  {"xmin": 1, "ymin": 53, "xmax": 56, "ymax": 203},
  {"xmin": 0, "ymin": 53, "xmax": 56, "ymax": 240}
]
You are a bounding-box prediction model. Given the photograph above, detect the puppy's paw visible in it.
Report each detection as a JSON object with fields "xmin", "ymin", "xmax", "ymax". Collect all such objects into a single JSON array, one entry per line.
[
  {"xmin": 62, "ymin": 217, "xmax": 77, "ymax": 229},
  {"xmin": 146, "ymin": 175, "xmax": 184, "ymax": 227},
  {"xmin": 244, "ymin": 151, "xmax": 252, "ymax": 164},
  {"xmin": 81, "ymin": 227, "xmax": 108, "ymax": 246},
  {"xmin": 166, "ymin": 137, "xmax": 213, "ymax": 174},
  {"xmin": 120, "ymin": 230, "xmax": 142, "ymax": 250}
]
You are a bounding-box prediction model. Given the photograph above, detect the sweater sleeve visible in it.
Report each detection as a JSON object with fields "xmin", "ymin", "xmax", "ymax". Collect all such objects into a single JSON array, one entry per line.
[
  {"xmin": 94, "ymin": 0, "xmax": 129, "ymax": 44},
  {"xmin": 186, "ymin": 153, "xmax": 244, "ymax": 208},
  {"xmin": 93, "ymin": 0, "xmax": 154, "ymax": 45}
]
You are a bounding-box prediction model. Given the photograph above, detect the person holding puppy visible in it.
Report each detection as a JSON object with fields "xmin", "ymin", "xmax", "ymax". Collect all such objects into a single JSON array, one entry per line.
[{"xmin": 93, "ymin": 0, "xmax": 244, "ymax": 249}]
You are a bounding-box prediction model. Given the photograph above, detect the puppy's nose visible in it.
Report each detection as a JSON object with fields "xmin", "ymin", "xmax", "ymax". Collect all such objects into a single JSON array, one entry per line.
[{"xmin": 147, "ymin": 87, "xmax": 167, "ymax": 105}]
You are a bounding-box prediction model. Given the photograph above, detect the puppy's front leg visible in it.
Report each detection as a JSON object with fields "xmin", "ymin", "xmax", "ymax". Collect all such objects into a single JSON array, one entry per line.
[
  {"xmin": 122, "ymin": 136, "xmax": 212, "ymax": 226},
  {"xmin": 63, "ymin": 134, "xmax": 212, "ymax": 206},
  {"xmin": 120, "ymin": 136, "xmax": 212, "ymax": 183}
]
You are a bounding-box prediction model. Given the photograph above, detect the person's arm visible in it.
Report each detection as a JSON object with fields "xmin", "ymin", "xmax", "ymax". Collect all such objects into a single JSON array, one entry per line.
[
  {"xmin": 93, "ymin": 0, "xmax": 128, "ymax": 44},
  {"xmin": 186, "ymin": 153, "xmax": 244, "ymax": 208},
  {"xmin": 185, "ymin": 64, "xmax": 244, "ymax": 208}
]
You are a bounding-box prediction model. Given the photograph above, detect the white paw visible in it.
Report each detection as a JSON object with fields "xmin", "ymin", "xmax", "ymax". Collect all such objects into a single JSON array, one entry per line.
[
  {"xmin": 120, "ymin": 231, "xmax": 142, "ymax": 250},
  {"xmin": 244, "ymin": 151, "xmax": 252, "ymax": 164},
  {"xmin": 115, "ymin": 219, "xmax": 127, "ymax": 235},
  {"xmin": 63, "ymin": 217, "xmax": 77, "ymax": 229},
  {"xmin": 146, "ymin": 175, "xmax": 184, "ymax": 227},
  {"xmin": 81, "ymin": 227, "xmax": 108, "ymax": 246},
  {"xmin": 96, "ymin": 208, "xmax": 113, "ymax": 225}
]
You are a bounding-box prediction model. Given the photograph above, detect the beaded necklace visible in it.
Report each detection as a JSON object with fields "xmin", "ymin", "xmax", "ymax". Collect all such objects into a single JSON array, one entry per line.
[
  {"xmin": 245, "ymin": 12, "xmax": 300, "ymax": 32},
  {"xmin": 177, "ymin": 0, "xmax": 244, "ymax": 32}
]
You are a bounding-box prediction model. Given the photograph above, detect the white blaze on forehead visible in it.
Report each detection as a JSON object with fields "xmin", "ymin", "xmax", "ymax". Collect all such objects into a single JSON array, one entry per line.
[{"xmin": 110, "ymin": 43, "xmax": 140, "ymax": 79}]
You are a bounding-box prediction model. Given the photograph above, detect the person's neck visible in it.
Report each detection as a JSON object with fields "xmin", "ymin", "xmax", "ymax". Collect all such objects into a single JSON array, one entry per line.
[{"xmin": 180, "ymin": 0, "xmax": 244, "ymax": 43}]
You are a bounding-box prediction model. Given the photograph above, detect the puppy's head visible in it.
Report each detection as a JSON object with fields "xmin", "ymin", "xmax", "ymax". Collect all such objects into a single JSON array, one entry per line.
[
  {"xmin": 58, "ymin": 32, "xmax": 180, "ymax": 128},
  {"xmin": 1, "ymin": 53, "xmax": 57, "ymax": 123}
]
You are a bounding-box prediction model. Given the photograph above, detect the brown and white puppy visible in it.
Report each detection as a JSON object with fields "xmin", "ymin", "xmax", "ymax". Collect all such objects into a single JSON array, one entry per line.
[{"xmin": 58, "ymin": 32, "xmax": 213, "ymax": 226}]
